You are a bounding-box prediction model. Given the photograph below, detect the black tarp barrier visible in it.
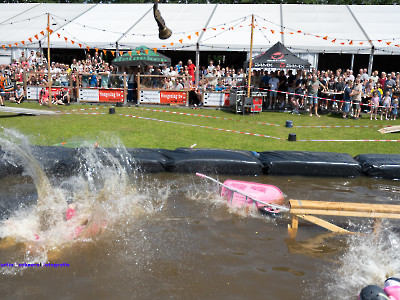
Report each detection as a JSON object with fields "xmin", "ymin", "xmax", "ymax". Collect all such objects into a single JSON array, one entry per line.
[
  {"xmin": 160, "ymin": 148, "xmax": 264, "ymax": 175},
  {"xmin": 258, "ymin": 151, "xmax": 362, "ymax": 177},
  {"xmin": 355, "ymin": 154, "xmax": 400, "ymax": 179},
  {"xmin": 2, "ymin": 146, "xmax": 400, "ymax": 179}
]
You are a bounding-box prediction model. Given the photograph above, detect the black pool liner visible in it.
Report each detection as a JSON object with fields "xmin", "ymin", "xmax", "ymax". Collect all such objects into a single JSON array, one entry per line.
[
  {"xmin": 258, "ymin": 151, "xmax": 362, "ymax": 177},
  {"xmin": 355, "ymin": 154, "xmax": 400, "ymax": 180}
]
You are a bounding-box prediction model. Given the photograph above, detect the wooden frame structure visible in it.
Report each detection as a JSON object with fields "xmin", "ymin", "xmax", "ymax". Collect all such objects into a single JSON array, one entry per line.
[{"xmin": 288, "ymin": 199, "xmax": 400, "ymax": 238}]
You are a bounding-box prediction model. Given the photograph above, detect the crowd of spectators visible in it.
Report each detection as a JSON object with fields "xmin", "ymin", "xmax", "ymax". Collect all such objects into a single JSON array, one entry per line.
[{"xmin": 0, "ymin": 51, "xmax": 398, "ymax": 120}]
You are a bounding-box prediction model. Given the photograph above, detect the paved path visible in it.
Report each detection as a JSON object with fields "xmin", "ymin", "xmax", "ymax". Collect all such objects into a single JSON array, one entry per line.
[{"xmin": 0, "ymin": 106, "xmax": 57, "ymax": 116}]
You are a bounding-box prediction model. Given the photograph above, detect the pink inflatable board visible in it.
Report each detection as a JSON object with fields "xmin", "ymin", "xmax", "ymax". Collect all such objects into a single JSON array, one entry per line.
[{"xmin": 221, "ymin": 180, "xmax": 284, "ymax": 209}]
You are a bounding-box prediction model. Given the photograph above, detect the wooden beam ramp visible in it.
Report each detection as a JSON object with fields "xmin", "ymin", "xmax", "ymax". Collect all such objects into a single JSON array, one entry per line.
[{"xmin": 287, "ymin": 199, "xmax": 400, "ymax": 238}]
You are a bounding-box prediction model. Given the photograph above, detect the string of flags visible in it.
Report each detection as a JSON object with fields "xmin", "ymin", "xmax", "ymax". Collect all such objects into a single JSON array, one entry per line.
[{"xmin": 2, "ymin": 19, "xmax": 400, "ymax": 54}]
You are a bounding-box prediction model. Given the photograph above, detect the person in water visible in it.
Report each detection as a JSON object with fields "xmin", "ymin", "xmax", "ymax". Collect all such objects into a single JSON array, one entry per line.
[{"xmin": 358, "ymin": 277, "xmax": 400, "ymax": 300}]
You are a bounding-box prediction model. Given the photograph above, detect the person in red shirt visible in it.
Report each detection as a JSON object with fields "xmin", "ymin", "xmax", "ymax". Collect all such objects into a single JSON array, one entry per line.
[
  {"xmin": 187, "ymin": 59, "xmax": 196, "ymax": 83},
  {"xmin": 0, "ymin": 73, "xmax": 5, "ymax": 106}
]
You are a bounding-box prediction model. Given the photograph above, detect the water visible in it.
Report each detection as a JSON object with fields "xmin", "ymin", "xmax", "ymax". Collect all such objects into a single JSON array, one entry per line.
[{"xmin": 0, "ymin": 130, "xmax": 400, "ymax": 299}]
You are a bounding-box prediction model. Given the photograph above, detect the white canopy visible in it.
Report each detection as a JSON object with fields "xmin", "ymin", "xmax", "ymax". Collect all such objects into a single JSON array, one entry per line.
[{"xmin": 0, "ymin": 3, "xmax": 399, "ymax": 55}]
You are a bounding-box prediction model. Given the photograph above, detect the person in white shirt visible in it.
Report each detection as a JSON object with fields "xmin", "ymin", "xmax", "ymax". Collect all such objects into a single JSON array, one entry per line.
[{"xmin": 268, "ymin": 72, "xmax": 280, "ymax": 109}]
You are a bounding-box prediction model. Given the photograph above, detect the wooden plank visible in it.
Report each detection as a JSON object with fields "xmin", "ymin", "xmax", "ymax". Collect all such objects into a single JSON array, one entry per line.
[
  {"xmin": 290, "ymin": 208, "xmax": 400, "ymax": 219},
  {"xmin": 287, "ymin": 215, "xmax": 299, "ymax": 239},
  {"xmin": 0, "ymin": 106, "xmax": 57, "ymax": 116},
  {"xmin": 289, "ymin": 199, "xmax": 400, "ymax": 215},
  {"xmin": 297, "ymin": 214, "xmax": 351, "ymax": 234},
  {"xmin": 379, "ymin": 125, "xmax": 400, "ymax": 134}
]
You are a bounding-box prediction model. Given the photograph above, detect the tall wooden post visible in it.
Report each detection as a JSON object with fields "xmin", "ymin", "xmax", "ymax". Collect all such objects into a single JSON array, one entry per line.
[
  {"xmin": 247, "ymin": 14, "xmax": 254, "ymax": 98},
  {"xmin": 47, "ymin": 13, "xmax": 52, "ymax": 107}
]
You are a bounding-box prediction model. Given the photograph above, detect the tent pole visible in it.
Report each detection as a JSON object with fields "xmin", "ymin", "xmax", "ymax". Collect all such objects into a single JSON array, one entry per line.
[
  {"xmin": 368, "ymin": 46, "xmax": 374, "ymax": 76},
  {"xmin": 116, "ymin": 42, "xmax": 119, "ymax": 57},
  {"xmin": 195, "ymin": 43, "xmax": 200, "ymax": 86},
  {"xmin": 47, "ymin": 13, "xmax": 52, "ymax": 107},
  {"xmin": 247, "ymin": 14, "xmax": 254, "ymax": 98},
  {"xmin": 350, "ymin": 54, "xmax": 354, "ymax": 72}
]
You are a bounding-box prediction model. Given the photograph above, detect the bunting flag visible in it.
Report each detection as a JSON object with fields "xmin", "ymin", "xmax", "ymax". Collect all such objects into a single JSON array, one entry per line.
[
  {"xmin": 128, "ymin": 51, "xmax": 132, "ymax": 56},
  {"xmin": 179, "ymin": 39, "xmax": 183, "ymax": 43},
  {"xmin": 187, "ymin": 35, "xmax": 191, "ymax": 40},
  {"xmin": 119, "ymin": 51, "xmax": 123, "ymax": 56},
  {"xmin": 14, "ymin": 43, "xmax": 18, "ymax": 47},
  {"xmin": 2, "ymin": 45, "xmax": 5, "ymax": 49},
  {"xmin": 34, "ymin": 34, "xmax": 39, "ymax": 40},
  {"xmin": 57, "ymin": 33, "xmax": 60, "ymax": 38},
  {"xmin": 144, "ymin": 49, "xmax": 149, "ymax": 54},
  {"xmin": 40, "ymin": 31, "xmax": 45, "ymax": 36},
  {"xmin": 64, "ymin": 37, "xmax": 68, "ymax": 42},
  {"xmin": 78, "ymin": 43, "xmax": 82, "ymax": 48},
  {"xmin": 153, "ymin": 48, "xmax": 157, "ymax": 53},
  {"xmin": 71, "ymin": 40, "xmax": 75, "ymax": 45},
  {"xmin": 136, "ymin": 50, "xmax": 140, "ymax": 55},
  {"xmin": 103, "ymin": 49, "xmax": 107, "ymax": 55},
  {"xmin": 111, "ymin": 51, "xmax": 115, "ymax": 56},
  {"xmin": 28, "ymin": 38, "xmax": 32, "ymax": 43},
  {"xmin": 21, "ymin": 41, "xmax": 25, "ymax": 45}
]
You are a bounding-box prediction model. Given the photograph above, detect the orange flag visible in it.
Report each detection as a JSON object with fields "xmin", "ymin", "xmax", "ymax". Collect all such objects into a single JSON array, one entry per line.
[
  {"xmin": 15, "ymin": 43, "xmax": 18, "ymax": 47},
  {"xmin": 349, "ymin": 40, "xmax": 353, "ymax": 45},
  {"xmin": 21, "ymin": 41, "xmax": 25, "ymax": 45},
  {"xmin": 280, "ymin": 32, "xmax": 284, "ymax": 34},
  {"xmin": 119, "ymin": 51, "xmax": 123, "ymax": 56},
  {"xmin": 170, "ymin": 42, "xmax": 174, "ymax": 46},
  {"xmin": 162, "ymin": 45, "xmax": 166, "ymax": 48},
  {"xmin": 377, "ymin": 40, "xmax": 382, "ymax": 42},
  {"xmin": 387, "ymin": 42, "xmax": 391, "ymax": 45},
  {"xmin": 57, "ymin": 33, "xmax": 61, "ymax": 38},
  {"xmin": 187, "ymin": 35, "xmax": 191, "ymax": 40},
  {"xmin": 87, "ymin": 46, "xmax": 90, "ymax": 51},
  {"xmin": 323, "ymin": 36, "xmax": 328, "ymax": 40},
  {"xmin": 195, "ymin": 32, "xmax": 199, "ymax": 36},
  {"xmin": 395, "ymin": 45, "xmax": 400, "ymax": 47},
  {"xmin": 78, "ymin": 43, "xmax": 82, "ymax": 48},
  {"xmin": 271, "ymin": 30, "xmax": 275, "ymax": 34},
  {"xmin": 64, "ymin": 37, "xmax": 68, "ymax": 42},
  {"xmin": 8, "ymin": 44, "xmax": 12, "ymax": 48},
  {"xmin": 103, "ymin": 50, "xmax": 107, "ymax": 55},
  {"xmin": 202, "ymin": 28, "xmax": 206, "ymax": 31},
  {"xmin": 212, "ymin": 28, "xmax": 216, "ymax": 30},
  {"xmin": 34, "ymin": 35, "xmax": 39, "ymax": 40},
  {"xmin": 332, "ymin": 39, "xmax": 336, "ymax": 43},
  {"xmin": 28, "ymin": 38, "xmax": 32, "ymax": 43},
  {"xmin": 71, "ymin": 40, "xmax": 75, "ymax": 44},
  {"xmin": 95, "ymin": 48, "xmax": 99, "ymax": 52},
  {"xmin": 144, "ymin": 49, "xmax": 149, "ymax": 54},
  {"xmin": 359, "ymin": 42, "xmax": 363, "ymax": 45},
  {"xmin": 341, "ymin": 42, "xmax": 345, "ymax": 45},
  {"xmin": 1, "ymin": 45, "xmax": 5, "ymax": 49},
  {"xmin": 179, "ymin": 39, "xmax": 183, "ymax": 43},
  {"xmin": 40, "ymin": 31, "xmax": 45, "ymax": 36},
  {"xmin": 136, "ymin": 50, "xmax": 140, "ymax": 55},
  {"xmin": 153, "ymin": 48, "xmax": 157, "ymax": 53},
  {"xmin": 297, "ymin": 30, "xmax": 301, "ymax": 33},
  {"xmin": 111, "ymin": 51, "xmax": 115, "ymax": 56},
  {"xmin": 128, "ymin": 51, "xmax": 132, "ymax": 56}
]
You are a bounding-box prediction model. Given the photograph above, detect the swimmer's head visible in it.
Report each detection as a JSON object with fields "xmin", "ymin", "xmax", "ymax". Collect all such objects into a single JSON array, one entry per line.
[{"xmin": 358, "ymin": 285, "xmax": 389, "ymax": 300}]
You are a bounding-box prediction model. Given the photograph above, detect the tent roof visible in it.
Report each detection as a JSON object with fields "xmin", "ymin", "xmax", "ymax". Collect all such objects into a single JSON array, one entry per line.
[{"xmin": 0, "ymin": 3, "xmax": 399, "ymax": 55}]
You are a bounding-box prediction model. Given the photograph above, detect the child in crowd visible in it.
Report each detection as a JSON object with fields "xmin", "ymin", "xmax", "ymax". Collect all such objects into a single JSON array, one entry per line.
[
  {"xmin": 381, "ymin": 91, "xmax": 391, "ymax": 120},
  {"xmin": 370, "ymin": 91, "xmax": 380, "ymax": 120},
  {"xmin": 392, "ymin": 98, "xmax": 398, "ymax": 121}
]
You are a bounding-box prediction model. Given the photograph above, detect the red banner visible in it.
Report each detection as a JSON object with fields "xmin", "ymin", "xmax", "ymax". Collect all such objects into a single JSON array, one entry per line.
[
  {"xmin": 99, "ymin": 89, "xmax": 124, "ymax": 102},
  {"xmin": 160, "ymin": 91, "xmax": 187, "ymax": 104}
]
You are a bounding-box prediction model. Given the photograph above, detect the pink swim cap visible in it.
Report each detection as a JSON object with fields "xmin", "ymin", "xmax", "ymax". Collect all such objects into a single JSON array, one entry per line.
[{"xmin": 384, "ymin": 286, "xmax": 400, "ymax": 300}]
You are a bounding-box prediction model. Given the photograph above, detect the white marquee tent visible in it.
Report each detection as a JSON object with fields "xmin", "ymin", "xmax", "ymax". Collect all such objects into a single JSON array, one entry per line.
[{"xmin": 0, "ymin": 3, "xmax": 400, "ymax": 66}]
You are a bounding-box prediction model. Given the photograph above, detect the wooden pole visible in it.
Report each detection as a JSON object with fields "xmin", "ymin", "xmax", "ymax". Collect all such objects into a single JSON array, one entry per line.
[
  {"xmin": 47, "ymin": 13, "xmax": 52, "ymax": 107},
  {"xmin": 247, "ymin": 14, "xmax": 254, "ymax": 98}
]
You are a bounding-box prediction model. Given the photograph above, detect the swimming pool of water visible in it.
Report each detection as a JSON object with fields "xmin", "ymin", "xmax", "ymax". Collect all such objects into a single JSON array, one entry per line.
[{"xmin": 1, "ymin": 169, "xmax": 400, "ymax": 300}]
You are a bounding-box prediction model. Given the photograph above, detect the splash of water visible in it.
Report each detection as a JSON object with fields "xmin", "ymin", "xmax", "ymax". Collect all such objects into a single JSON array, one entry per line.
[
  {"xmin": 0, "ymin": 129, "xmax": 167, "ymax": 269},
  {"xmin": 306, "ymin": 225, "xmax": 400, "ymax": 299}
]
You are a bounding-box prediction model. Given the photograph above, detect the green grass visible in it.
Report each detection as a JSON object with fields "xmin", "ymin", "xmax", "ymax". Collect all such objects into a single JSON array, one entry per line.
[{"xmin": 0, "ymin": 102, "xmax": 399, "ymax": 156}]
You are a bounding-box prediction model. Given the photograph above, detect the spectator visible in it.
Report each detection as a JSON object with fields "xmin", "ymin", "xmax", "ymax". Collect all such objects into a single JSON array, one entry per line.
[{"xmin": 352, "ymin": 78, "xmax": 363, "ymax": 120}]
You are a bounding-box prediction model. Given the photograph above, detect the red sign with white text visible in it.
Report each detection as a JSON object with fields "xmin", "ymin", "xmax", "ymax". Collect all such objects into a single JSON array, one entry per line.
[
  {"xmin": 160, "ymin": 91, "xmax": 187, "ymax": 104},
  {"xmin": 99, "ymin": 89, "xmax": 124, "ymax": 102}
]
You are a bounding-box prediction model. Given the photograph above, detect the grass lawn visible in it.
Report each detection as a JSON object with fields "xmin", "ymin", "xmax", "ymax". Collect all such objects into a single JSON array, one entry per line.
[{"xmin": 0, "ymin": 102, "xmax": 399, "ymax": 156}]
